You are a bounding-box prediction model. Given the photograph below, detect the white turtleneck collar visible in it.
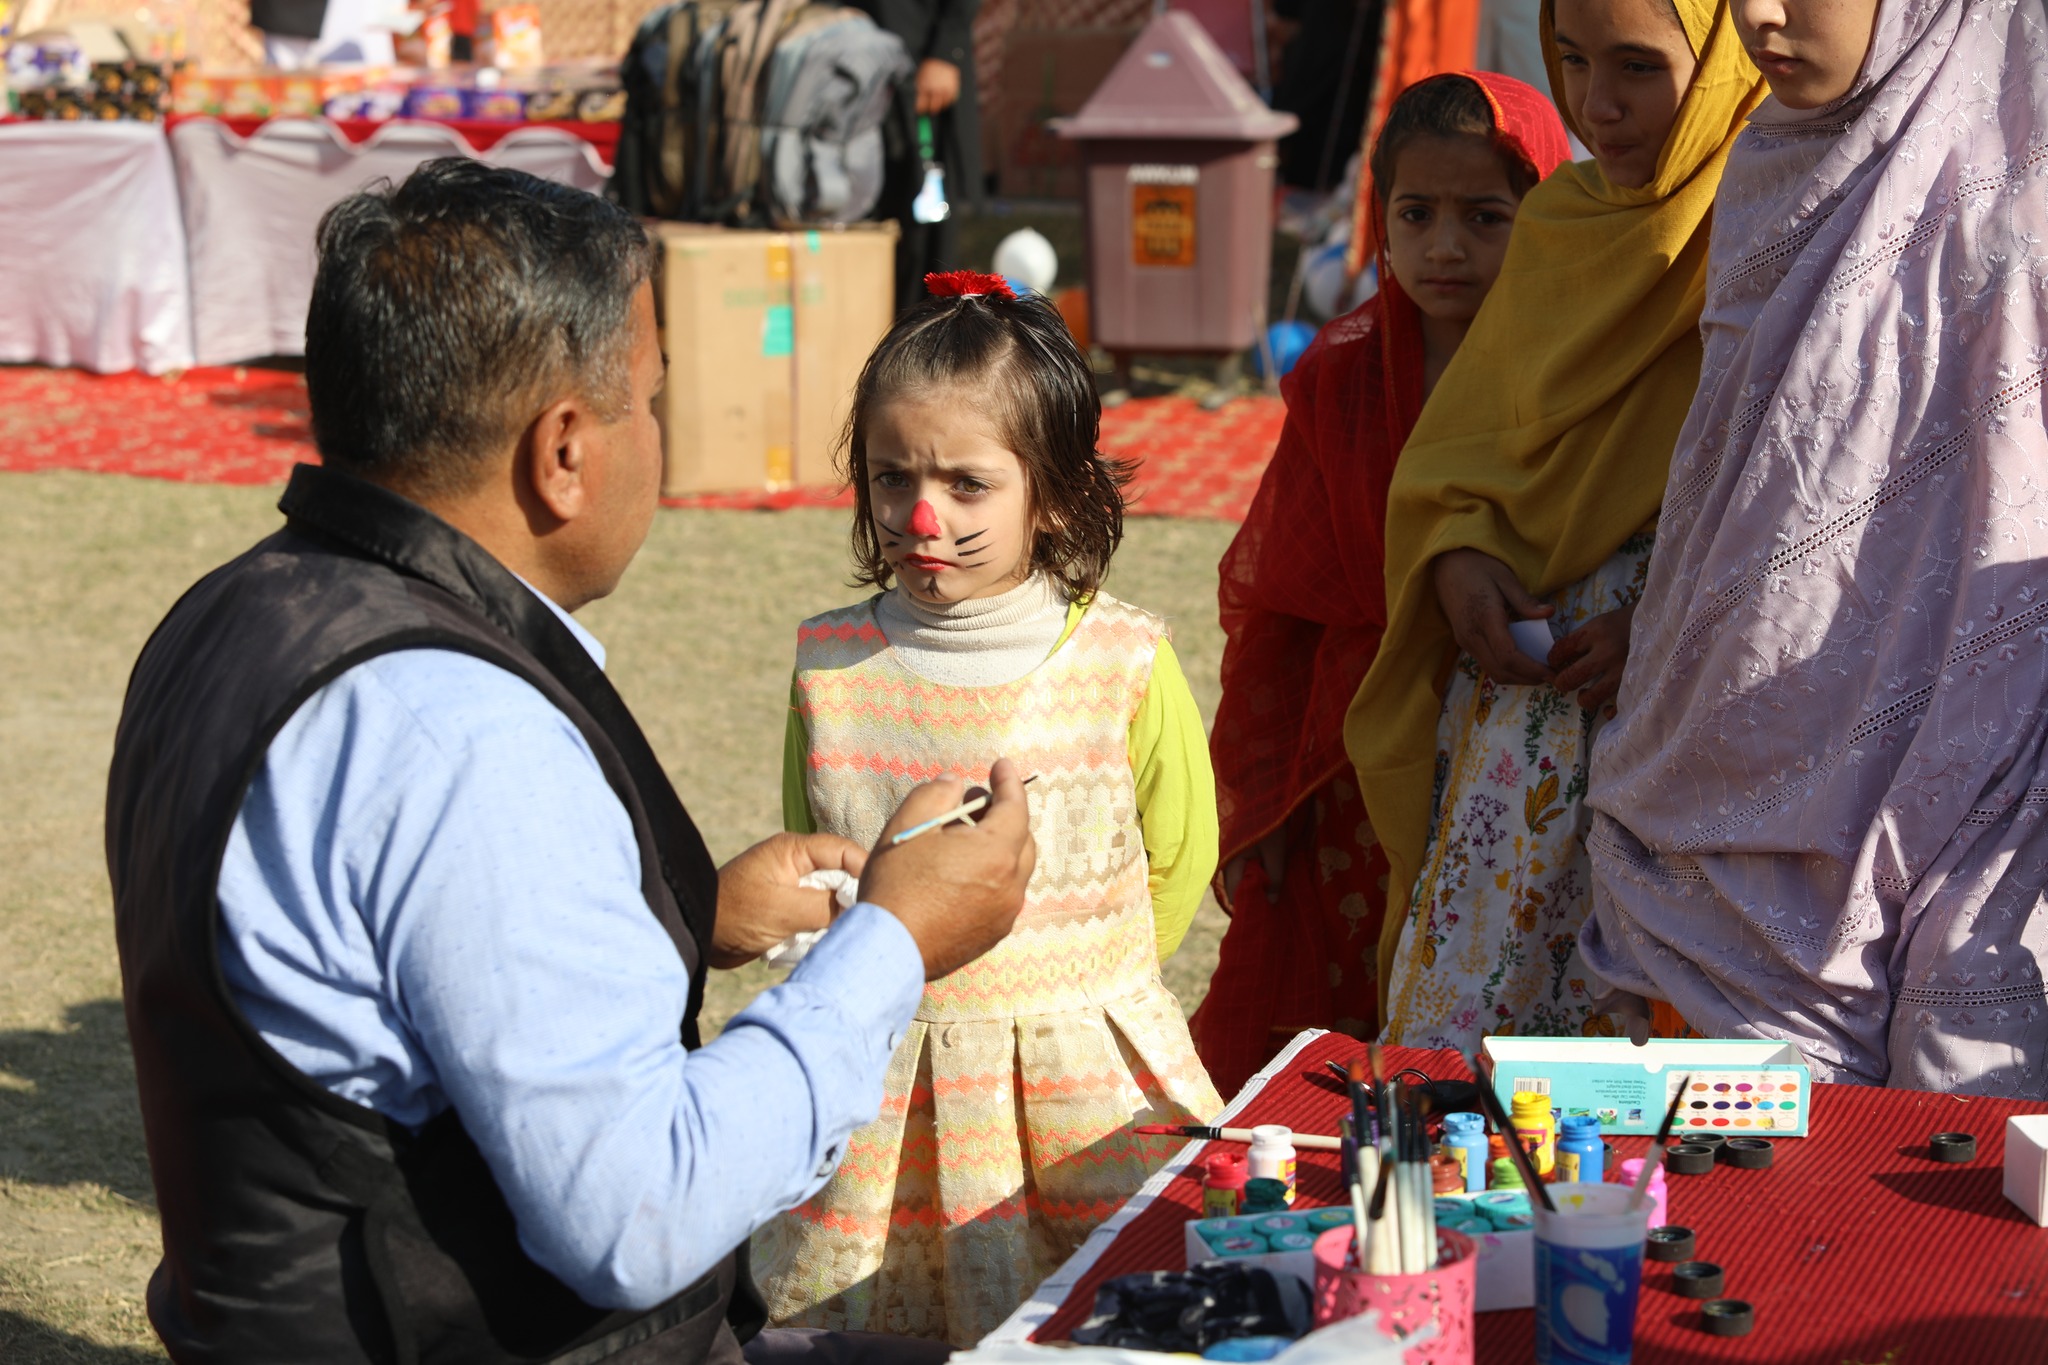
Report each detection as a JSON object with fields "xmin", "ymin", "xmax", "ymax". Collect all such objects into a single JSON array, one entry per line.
[{"xmin": 874, "ymin": 573, "xmax": 1071, "ymax": 686}]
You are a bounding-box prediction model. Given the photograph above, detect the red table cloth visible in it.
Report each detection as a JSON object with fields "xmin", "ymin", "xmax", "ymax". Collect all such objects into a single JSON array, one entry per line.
[
  {"xmin": 1028, "ymin": 1033, "xmax": 2048, "ymax": 1363},
  {"xmin": 166, "ymin": 112, "xmax": 619, "ymax": 164}
]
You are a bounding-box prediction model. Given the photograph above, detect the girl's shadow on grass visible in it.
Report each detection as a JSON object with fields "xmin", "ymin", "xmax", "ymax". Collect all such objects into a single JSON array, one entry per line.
[{"xmin": 0, "ymin": 999, "xmax": 154, "ymax": 1203}]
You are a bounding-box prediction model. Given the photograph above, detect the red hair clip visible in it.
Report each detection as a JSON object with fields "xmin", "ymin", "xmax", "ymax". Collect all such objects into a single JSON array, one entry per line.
[{"xmin": 925, "ymin": 270, "xmax": 1015, "ymax": 300}]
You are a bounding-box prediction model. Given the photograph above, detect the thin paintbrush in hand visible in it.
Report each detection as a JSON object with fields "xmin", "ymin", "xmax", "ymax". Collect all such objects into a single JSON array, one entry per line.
[{"xmin": 888, "ymin": 775, "xmax": 1038, "ymax": 845}]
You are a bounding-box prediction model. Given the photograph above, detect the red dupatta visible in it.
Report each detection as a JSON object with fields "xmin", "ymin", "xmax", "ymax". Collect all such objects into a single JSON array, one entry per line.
[
  {"xmin": 1209, "ymin": 280, "xmax": 1419, "ymax": 873},
  {"xmin": 1212, "ymin": 72, "xmax": 1571, "ymax": 878},
  {"xmin": 1195, "ymin": 72, "xmax": 1569, "ymax": 1092}
]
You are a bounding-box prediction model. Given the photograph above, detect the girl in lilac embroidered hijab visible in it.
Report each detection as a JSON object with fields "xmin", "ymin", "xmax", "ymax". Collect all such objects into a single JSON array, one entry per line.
[{"xmin": 1580, "ymin": 0, "xmax": 2048, "ymax": 1098}]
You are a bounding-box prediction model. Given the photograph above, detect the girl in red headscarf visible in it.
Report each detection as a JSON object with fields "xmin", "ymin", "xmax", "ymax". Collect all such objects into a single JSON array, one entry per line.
[{"xmin": 1194, "ymin": 73, "xmax": 1570, "ymax": 1095}]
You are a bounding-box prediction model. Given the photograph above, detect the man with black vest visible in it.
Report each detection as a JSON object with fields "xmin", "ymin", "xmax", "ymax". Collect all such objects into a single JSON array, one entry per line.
[{"xmin": 105, "ymin": 159, "xmax": 1035, "ymax": 1364}]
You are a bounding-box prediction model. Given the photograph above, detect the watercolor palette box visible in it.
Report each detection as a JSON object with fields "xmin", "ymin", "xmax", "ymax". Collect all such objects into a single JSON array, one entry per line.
[
  {"xmin": 1183, "ymin": 1202, "xmax": 1535, "ymax": 1312},
  {"xmin": 1482, "ymin": 1037, "xmax": 1813, "ymax": 1139},
  {"xmin": 1181, "ymin": 1209, "xmax": 1333, "ymax": 1286}
]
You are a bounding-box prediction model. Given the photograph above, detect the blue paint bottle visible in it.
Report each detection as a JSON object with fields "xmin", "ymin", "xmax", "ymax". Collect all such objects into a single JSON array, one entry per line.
[
  {"xmin": 1442, "ymin": 1111, "xmax": 1489, "ymax": 1193},
  {"xmin": 1556, "ymin": 1114, "xmax": 1605, "ymax": 1183}
]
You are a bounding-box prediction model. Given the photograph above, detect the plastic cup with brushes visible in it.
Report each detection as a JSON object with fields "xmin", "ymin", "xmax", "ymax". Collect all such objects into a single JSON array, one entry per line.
[{"xmin": 1304, "ymin": 1048, "xmax": 1479, "ymax": 1363}]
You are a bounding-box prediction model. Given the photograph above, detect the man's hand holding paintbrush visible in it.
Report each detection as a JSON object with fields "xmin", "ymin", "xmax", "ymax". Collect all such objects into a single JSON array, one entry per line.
[{"xmin": 861, "ymin": 758, "xmax": 1038, "ymax": 979}]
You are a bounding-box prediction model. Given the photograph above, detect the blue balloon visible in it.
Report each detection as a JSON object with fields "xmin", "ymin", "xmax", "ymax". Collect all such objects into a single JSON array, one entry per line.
[
  {"xmin": 1250, "ymin": 321, "xmax": 1317, "ymax": 379},
  {"xmin": 1003, "ymin": 275, "xmax": 1037, "ymax": 298}
]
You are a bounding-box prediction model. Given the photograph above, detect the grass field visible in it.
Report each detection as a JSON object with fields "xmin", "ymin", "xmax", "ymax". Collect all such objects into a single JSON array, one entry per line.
[{"xmin": 0, "ymin": 470, "xmax": 1236, "ymax": 1359}]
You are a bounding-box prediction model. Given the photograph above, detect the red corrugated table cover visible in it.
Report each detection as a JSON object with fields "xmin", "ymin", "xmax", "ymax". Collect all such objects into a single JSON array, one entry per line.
[{"xmin": 1030, "ymin": 1034, "xmax": 2048, "ymax": 1363}]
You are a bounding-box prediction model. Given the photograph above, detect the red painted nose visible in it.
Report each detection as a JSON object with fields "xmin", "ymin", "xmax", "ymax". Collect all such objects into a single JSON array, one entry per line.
[{"xmin": 908, "ymin": 500, "xmax": 942, "ymax": 538}]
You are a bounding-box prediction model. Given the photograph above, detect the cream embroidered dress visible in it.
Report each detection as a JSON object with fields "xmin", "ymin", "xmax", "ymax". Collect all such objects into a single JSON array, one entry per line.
[
  {"xmin": 1380, "ymin": 534, "xmax": 1654, "ymax": 1050},
  {"xmin": 754, "ymin": 581, "xmax": 1222, "ymax": 1344}
]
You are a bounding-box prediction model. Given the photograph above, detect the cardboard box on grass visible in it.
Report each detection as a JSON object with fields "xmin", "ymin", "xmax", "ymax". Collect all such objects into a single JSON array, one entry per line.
[
  {"xmin": 1482, "ymin": 1037, "xmax": 1813, "ymax": 1140},
  {"xmin": 654, "ymin": 222, "xmax": 896, "ymax": 497}
]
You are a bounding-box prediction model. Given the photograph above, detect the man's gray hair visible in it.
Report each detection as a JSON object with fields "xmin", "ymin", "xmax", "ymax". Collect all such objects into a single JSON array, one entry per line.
[{"xmin": 305, "ymin": 158, "xmax": 656, "ymax": 494}]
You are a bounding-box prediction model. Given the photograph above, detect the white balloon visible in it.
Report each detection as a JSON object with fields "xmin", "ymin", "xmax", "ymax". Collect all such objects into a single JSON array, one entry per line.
[{"xmin": 991, "ymin": 228, "xmax": 1059, "ymax": 295}]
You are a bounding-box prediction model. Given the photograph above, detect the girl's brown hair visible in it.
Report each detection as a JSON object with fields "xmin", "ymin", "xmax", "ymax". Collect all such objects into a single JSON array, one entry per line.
[
  {"xmin": 1369, "ymin": 74, "xmax": 1544, "ymax": 204},
  {"xmin": 840, "ymin": 287, "xmax": 1134, "ymax": 600}
]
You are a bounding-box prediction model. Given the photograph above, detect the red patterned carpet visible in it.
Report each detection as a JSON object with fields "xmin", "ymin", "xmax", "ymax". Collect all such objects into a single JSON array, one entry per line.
[{"xmin": 0, "ymin": 366, "xmax": 1281, "ymax": 522}]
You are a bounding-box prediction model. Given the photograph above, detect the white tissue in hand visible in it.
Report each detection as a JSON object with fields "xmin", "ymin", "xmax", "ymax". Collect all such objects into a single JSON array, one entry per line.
[
  {"xmin": 1508, "ymin": 617, "xmax": 1556, "ymax": 663},
  {"xmin": 763, "ymin": 869, "xmax": 859, "ymax": 967}
]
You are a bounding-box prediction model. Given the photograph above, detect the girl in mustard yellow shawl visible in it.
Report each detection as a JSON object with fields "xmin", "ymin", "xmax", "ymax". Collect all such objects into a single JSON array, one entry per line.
[{"xmin": 1348, "ymin": 0, "xmax": 1761, "ymax": 1049}]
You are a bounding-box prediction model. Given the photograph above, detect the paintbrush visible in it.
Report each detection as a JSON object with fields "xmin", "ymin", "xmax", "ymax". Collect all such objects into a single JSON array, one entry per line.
[
  {"xmin": 1410, "ymin": 1086, "xmax": 1439, "ymax": 1269},
  {"xmin": 1368, "ymin": 1043, "xmax": 1396, "ymax": 1148},
  {"xmin": 1342, "ymin": 1134, "xmax": 1370, "ymax": 1268},
  {"xmin": 1396, "ymin": 1085, "xmax": 1430, "ymax": 1272},
  {"xmin": 1344, "ymin": 1057, "xmax": 1377, "ymax": 1167},
  {"xmin": 1371, "ymin": 1050, "xmax": 1425, "ymax": 1271},
  {"xmin": 1630, "ymin": 1074, "xmax": 1693, "ymax": 1212},
  {"xmin": 889, "ymin": 775, "xmax": 1038, "ymax": 844},
  {"xmin": 1364, "ymin": 1140, "xmax": 1399, "ymax": 1273},
  {"xmin": 1133, "ymin": 1123, "xmax": 1343, "ymax": 1151},
  {"xmin": 1468, "ymin": 1052, "xmax": 1555, "ymax": 1212}
]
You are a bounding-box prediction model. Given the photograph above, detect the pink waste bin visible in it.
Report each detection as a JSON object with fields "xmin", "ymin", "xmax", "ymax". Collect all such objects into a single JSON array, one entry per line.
[{"xmin": 1057, "ymin": 10, "xmax": 1296, "ymax": 392}]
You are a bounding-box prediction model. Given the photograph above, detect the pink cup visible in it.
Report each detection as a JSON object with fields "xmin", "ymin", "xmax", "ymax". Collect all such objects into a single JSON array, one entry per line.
[{"xmin": 1310, "ymin": 1225, "xmax": 1476, "ymax": 1365}]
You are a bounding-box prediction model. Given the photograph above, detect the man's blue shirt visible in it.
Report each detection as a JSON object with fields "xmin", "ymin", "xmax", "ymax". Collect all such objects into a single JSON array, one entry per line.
[{"xmin": 216, "ymin": 590, "xmax": 923, "ymax": 1310}]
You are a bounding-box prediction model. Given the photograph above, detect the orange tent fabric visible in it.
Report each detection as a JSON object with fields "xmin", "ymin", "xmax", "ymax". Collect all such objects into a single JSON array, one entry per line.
[{"xmin": 1344, "ymin": 0, "xmax": 1483, "ymax": 274}]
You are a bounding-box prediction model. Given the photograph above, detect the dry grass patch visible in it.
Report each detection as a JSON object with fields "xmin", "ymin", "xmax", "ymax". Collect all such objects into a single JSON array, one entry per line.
[{"xmin": 0, "ymin": 471, "xmax": 1233, "ymax": 1356}]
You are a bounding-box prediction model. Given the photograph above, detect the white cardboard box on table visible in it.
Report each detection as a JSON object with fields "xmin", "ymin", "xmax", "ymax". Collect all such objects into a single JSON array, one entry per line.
[{"xmin": 2004, "ymin": 1115, "xmax": 2048, "ymax": 1225}]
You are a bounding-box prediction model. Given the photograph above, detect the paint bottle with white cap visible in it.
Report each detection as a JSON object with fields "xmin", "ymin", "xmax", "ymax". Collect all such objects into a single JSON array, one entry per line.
[{"xmin": 1246, "ymin": 1125, "xmax": 1298, "ymax": 1206}]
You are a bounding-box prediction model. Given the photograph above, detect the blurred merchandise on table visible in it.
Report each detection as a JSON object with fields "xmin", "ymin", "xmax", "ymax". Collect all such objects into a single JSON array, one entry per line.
[
  {"xmin": 161, "ymin": 60, "xmax": 622, "ymax": 124},
  {"xmin": 4, "ymin": 18, "xmax": 175, "ymax": 120}
]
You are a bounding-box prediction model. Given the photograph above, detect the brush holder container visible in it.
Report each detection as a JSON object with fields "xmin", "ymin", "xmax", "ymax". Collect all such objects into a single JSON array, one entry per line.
[{"xmin": 1311, "ymin": 1225, "xmax": 1476, "ymax": 1365}]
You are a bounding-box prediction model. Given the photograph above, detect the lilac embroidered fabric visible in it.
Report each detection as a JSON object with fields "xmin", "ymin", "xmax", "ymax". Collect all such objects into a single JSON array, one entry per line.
[{"xmin": 1581, "ymin": 0, "xmax": 2048, "ymax": 1094}]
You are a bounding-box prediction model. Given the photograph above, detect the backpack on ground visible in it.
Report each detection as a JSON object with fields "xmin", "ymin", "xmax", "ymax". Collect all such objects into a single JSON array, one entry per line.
[
  {"xmin": 614, "ymin": 0, "xmax": 740, "ymax": 219},
  {"xmin": 617, "ymin": 0, "xmax": 908, "ymax": 227},
  {"xmin": 755, "ymin": 6, "xmax": 909, "ymax": 225}
]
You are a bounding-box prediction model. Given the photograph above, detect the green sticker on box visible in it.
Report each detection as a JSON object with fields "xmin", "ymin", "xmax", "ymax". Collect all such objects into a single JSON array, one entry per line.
[{"xmin": 762, "ymin": 304, "xmax": 794, "ymax": 358}]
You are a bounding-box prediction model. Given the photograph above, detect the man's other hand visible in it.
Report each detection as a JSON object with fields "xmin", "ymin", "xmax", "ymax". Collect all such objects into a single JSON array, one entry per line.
[
  {"xmin": 861, "ymin": 757, "xmax": 1037, "ymax": 980},
  {"xmin": 914, "ymin": 58, "xmax": 961, "ymax": 116},
  {"xmin": 711, "ymin": 832, "xmax": 867, "ymax": 969}
]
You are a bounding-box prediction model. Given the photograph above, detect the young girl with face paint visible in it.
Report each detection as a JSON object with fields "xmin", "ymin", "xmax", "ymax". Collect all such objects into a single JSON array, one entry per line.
[
  {"xmin": 1194, "ymin": 73, "xmax": 1571, "ymax": 1097},
  {"xmin": 1584, "ymin": 0, "xmax": 2048, "ymax": 1093},
  {"xmin": 1346, "ymin": 0, "xmax": 1764, "ymax": 1053},
  {"xmin": 754, "ymin": 274, "xmax": 1223, "ymax": 1345}
]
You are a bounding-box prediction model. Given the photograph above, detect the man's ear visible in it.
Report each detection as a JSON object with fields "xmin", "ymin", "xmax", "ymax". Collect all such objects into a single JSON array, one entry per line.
[{"xmin": 521, "ymin": 396, "xmax": 591, "ymax": 525}]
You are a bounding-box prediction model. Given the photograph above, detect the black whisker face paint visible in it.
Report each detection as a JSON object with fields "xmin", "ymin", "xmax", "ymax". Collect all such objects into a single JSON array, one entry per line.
[{"xmin": 955, "ymin": 529, "xmax": 988, "ymax": 547}]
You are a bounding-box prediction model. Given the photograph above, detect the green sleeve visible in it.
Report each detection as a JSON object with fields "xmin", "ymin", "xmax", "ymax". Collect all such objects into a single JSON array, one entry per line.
[
  {"xmin": 783, "ymin": 674, "xmax": 816, "ymax": 835},
  {"xmin": 1128, "ymin": 637, "xmax": 1219, "ymax": 961}
]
